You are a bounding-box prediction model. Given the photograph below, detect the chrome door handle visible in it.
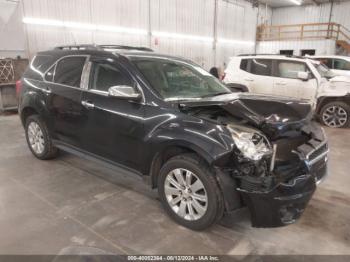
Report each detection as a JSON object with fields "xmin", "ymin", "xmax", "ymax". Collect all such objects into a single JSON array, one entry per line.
[{"xmin": 81, "ymin": 100, "xmax": 95, "ymax": 109}]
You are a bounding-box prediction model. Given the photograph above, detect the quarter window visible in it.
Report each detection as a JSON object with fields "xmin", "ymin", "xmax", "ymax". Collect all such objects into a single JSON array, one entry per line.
[
  {"xmin": 54, "ymin": 56, "xmax": 86, "ymax": 88},
  {"xmin": 250, "ymin": 59, "xmax": 272, "ymax": 76},
  {"xmin": 277, "ymin": 61, "xmax": 309, "ymax": 79},
  {"xmin": 91, "ymin": 63, "xmax": 133, "ymax": 92}
]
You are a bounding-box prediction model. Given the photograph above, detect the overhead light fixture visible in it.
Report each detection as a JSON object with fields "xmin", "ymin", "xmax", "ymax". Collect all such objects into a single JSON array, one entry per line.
[
  {"xmin": 152, "ymin": 31, "xmax": 213, "ymax": 42},
  {"xmin": 23, "ymin": 17, "xmax": 256, "ymax": 45},
  {"xmin": 22, "ymin": 17, "xmax": 148, "ymax": 35},
  {"xmin": 217, "ymin": 38, "xmax": 255, "ymax": 46},
  {"xmin": 289, "ymin": 0, "xmax": 302, "ymax": 5}
]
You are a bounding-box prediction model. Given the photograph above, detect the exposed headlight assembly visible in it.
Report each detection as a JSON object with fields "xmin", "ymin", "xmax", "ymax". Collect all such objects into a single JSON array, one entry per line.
[{"xmin": 227, "ymin": 125, "xmax": 272, "ymax": 161}]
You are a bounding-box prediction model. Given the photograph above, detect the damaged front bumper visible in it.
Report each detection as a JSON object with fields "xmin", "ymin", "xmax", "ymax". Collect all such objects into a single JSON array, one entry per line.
[{"xmin": 236, "ymin": 124, "xmax": 328, "ymax": 228}]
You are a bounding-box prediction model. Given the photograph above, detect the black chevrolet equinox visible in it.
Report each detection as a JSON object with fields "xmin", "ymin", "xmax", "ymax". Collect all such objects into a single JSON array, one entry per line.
[{"xmin": 18, "ymin": 45, "xmax": 329, "ymax": 230}]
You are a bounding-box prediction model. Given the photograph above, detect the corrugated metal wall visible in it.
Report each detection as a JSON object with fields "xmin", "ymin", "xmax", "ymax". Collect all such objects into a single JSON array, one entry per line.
[
  {"xmin": 0, "ymin": 2, "xmax": 26, "ymax": 58},
  {"xmin": 22, "ymin": 0, "xmax": 259, "ymax": 69},
  {"xmin": 272, "ymin": 1, "xmax": 350, "ymax": 30},
  {"xmin": 257, "ymin": 1, "xmax": 350, "ymax": 56},
  {"xmin": 257, "ymin": 39, "xmax": 336, "ymax": 55}
]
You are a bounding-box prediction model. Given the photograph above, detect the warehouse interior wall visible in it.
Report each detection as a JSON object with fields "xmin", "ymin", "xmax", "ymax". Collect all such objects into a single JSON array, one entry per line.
[
  {"xmin": 257, "ymin": 1, "xmax": 350, "ymax": 55},
  {"xmin": 0, "ymin": 0, "xmax": 260, "ymax": 70},
  {"xmin": 0, "ymin": 0, "xmax": 26, "ymax": 58}
]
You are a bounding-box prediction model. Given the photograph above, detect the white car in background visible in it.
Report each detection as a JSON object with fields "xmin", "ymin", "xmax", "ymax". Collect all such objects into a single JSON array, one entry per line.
[
  {"xmin": 311, "ymin": 55, "xmax": 350, "ymax": 77},
  {"xmin": 223, "ymin": 55, "xmax": 350, "ymax": 128}
]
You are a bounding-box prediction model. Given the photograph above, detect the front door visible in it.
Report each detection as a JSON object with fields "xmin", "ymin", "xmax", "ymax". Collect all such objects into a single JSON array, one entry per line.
[
  {"xmin": 81, "ymin": 57, "xmax": 145, "ymax": 171},
  {"xmin": 273, "ymin": 60, "xmax": 317, "ymax": 101}
]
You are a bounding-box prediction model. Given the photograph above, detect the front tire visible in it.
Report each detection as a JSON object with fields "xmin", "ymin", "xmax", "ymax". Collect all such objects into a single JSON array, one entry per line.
[
  {"xmin": 320, "ymin": 101, "xmax": 350, "ymax": 128},
  {"xmin": 25, "ymin": 115, "xmax": 58, "ymax": 160},
  {"xmin": 158, "ymin": 154, "xmax": 224, "ymax": 230}
]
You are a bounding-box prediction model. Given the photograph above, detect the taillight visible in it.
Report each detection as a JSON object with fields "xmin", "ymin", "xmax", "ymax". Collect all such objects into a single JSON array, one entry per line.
[{"xmin": 16, "ymin": 80, "xmax": 22, "ymax": 97}]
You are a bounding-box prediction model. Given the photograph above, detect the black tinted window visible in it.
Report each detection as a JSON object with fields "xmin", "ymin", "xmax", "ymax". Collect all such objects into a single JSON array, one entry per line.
[
  {"xmin": 240, "ymin": 59, "xmax": 248, "ymax": 71},
  {"xmin": 32, "ymin": 55, "xmax": 52, "ymax": 73},
  {"xmin": 54, "ymin": 56, "xmax": 86, "ymax": 88},
  {"xmin": 250, "ymin": 59, "xmax": 272, "ymax": 76},
  {"xmin": 91, "ymin": 63, "xmax": 133, "ymax": 92}
]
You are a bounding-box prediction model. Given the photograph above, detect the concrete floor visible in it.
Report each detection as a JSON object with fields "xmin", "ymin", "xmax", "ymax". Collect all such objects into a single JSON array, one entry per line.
[{"xmin": 0, "ymin": 114, "xmax": 349, "ymax": 255}]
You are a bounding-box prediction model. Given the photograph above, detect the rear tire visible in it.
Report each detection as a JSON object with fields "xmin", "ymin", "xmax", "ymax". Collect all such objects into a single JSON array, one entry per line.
[
  {"xmin": 158, "ymin": 153, "xmax": 224, "ymax": 230},
  {"xmin": 25, "ymin": 115, "xmax": 58, "ymax": 160},
  {"xmin": 320, "ymin": 101, "xmax": 350, "ymax": 128}
]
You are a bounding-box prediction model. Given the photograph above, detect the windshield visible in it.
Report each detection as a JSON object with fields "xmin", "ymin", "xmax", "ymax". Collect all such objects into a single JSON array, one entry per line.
[
  {"xmin": 132, "ymin": 58, "xmax": 231, "ymax": 100},
  {"xmin": 314, "ymin": 62, "xmax": 335, "ymax": 79}
]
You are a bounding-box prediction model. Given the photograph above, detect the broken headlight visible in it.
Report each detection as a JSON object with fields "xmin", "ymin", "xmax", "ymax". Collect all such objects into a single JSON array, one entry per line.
[{"xmin": 228, "ymin": 125, "xmax": 272, "ymax": 161}]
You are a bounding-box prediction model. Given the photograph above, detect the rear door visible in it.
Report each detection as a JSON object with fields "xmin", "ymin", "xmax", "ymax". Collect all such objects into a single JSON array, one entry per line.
[
  {"xmin": 45, "ymin": 55, "xmax": 88, "ymax": 148},
  {"xmin": 273, "ymin": 60, "xmax": 317, "ymax": 101},
  {"xmin": 244, "ymin": 58, "xmax": 275, "ymax": 95},
  {"xmin": 80, "ymin": 57, "xmax": 145, "ymax": 171}
]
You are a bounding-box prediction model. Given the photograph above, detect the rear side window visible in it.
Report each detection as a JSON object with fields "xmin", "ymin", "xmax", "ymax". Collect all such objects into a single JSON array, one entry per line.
[
  {"xmin": 276, "ymin": 61, "xmax": 309, "ymax": 79},
  {"xmin": 240, "ymin": 59, "xmax": 249, "ymax": 72},
  {"xmin": 31, "ymin": 55, "xmax": 52, "ymax": 73},
  {"xmin": 54, "ymin": 56, "xmax": 86, "ymax": 88},
  {"xmin": 250, "ymin": 59, "xmax": 272, "ymax": 76},
  {"xmin": 91, "ymin": 63, "xmax": 133, "ymax": 92}
]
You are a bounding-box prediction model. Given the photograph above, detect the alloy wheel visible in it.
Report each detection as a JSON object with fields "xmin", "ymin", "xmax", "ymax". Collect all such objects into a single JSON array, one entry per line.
[
  {"xmin": 164, "ymin": 168, "xmax": 208, "ymax": 221},
  {"xmin": 28, "ymin": 122, "xmax": 45, "ymax": 154},
  {"xmin": 322, "ymin": 106, "xmax": 348, "ymax": 128}
]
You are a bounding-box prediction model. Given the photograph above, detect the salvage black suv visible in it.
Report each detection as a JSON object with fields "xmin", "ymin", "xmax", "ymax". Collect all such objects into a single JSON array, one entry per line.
[{"xmin": 18, "ymin": 45, "xmax": 329, "ymax": 230}]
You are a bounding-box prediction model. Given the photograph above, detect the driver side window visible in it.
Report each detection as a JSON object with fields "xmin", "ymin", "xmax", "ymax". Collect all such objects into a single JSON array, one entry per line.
[{"xmin": 90, "ymin": 63, "xmax": 134, "ymax": 92}]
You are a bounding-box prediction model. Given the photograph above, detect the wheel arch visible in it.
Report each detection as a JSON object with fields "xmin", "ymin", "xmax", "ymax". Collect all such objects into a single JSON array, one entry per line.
[
  {"xmin": 149, "ymin": 143, "xmax": 215, "ymax": 189},
  {"xmin": 316, "ymin": 95, "xmax": 350, "ymax": 114},
  {"xmin": 20, "ymin": 106, "xmax": 39, "ymax": 126}
]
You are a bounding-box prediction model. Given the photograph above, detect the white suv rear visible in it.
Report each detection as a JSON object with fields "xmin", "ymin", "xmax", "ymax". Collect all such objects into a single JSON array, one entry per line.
[{"xmin": 223, "ymin": 55, "xmax": 350, "ymax": 128}]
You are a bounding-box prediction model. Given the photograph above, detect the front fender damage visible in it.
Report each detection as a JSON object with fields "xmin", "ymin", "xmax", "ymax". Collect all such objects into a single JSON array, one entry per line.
[{"xmin": 214, "ymin": 122, "xmax": 328, "ymax": 228}]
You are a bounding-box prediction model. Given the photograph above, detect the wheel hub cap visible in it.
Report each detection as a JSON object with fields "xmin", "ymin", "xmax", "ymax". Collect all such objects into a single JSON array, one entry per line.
[
  {"xmin": 28, "ymin": 122, "xmax": 45, "ymax": 154},
  {"xmin": 164, "ymin": 168, "xmax": 208, "ymax": 221},
  {"xmin": 323, "ymin": 106, "xmax": 348, "ymax": 128}
]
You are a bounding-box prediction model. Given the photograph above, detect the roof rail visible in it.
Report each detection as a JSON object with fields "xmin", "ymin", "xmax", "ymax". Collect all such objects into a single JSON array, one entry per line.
[
  {"xmin": 238, "ymin": 54, "xmax": 279, "ymax": 56},
  {"xmin": 238, "ymin": 53, "xmax": 307, "ymax": 59},
  {"xmin": 54, "ymin": 45, "xmax": 98, "ymax": 50},
  {"xmin": 54, "ymin": 44, "xmax": 153, "ymax": 52},
  {"xmin": 98, "ymin": 45, "xmax": 153, "ymax": 52}
]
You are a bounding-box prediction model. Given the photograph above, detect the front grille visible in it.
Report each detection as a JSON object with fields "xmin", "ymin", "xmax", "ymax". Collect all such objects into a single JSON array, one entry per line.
[{"xmin": 308, "ymin": 142, "xmax": 328, "ymax": 162}]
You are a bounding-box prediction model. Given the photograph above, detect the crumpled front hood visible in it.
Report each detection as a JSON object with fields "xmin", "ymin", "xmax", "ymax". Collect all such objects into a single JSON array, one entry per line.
[{"xmin": 180, "ymin": 93, "xmax": 313, "ymax": 137}]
